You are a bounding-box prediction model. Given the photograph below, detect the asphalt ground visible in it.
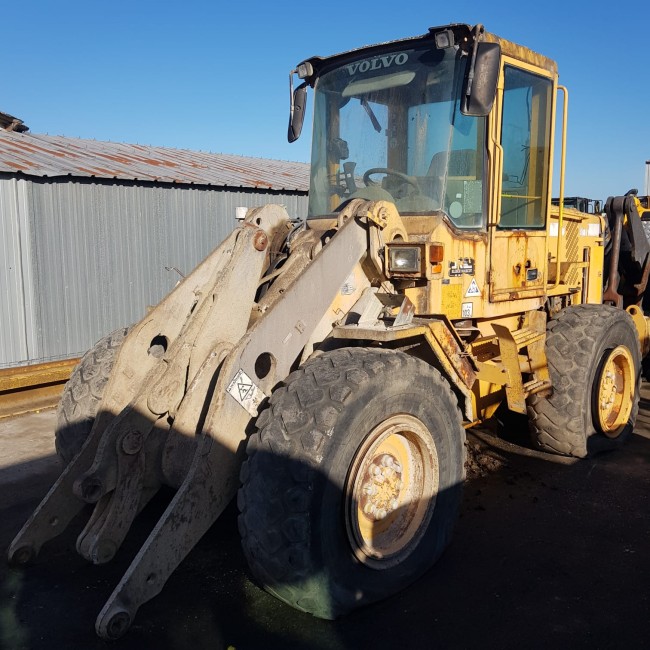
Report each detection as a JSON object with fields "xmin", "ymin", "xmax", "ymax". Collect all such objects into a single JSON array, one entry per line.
[{"xmin": 1, "ymin": 392, "xmax": 649, "ymax": 650}]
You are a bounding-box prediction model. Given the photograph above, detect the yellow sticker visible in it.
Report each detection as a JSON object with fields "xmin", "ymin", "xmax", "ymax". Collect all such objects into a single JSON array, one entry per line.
[{"xmin": 441, "ymin": 283, "xmax": 462, "ymax": 319}]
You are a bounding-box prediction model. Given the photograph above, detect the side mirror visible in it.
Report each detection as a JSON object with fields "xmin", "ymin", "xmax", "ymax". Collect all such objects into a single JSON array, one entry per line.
[
  {"xmin": 288, "ymin": 82, "xmax": 308, "ymax": 143},
  {"xmin": 462, "ymin": 42, "xmax": 500, "ymax": 117}
]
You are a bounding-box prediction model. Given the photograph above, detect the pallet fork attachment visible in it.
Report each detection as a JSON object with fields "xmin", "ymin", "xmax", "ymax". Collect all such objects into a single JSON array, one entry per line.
[{"xmin": 8, "ymin": 203, "xmax": 373, "ymax": 639}]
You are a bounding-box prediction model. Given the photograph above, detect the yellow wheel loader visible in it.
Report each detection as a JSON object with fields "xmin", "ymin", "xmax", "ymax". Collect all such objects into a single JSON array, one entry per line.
[{"xmin": 8, "ymin": 22, "xmax": 650, "ymax": 639}]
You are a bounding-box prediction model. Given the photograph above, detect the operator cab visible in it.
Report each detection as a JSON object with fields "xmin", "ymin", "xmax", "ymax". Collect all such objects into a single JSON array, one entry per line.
[{"xmin": 289, "ymin": 25, "xmax": 499, "ymax": 230}]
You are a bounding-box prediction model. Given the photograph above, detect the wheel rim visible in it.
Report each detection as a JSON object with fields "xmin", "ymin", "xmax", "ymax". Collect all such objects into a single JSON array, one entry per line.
[
  {"xmin": 595, "ymin": 345, "xmax": 634, "ymax": 437},
  {"xmin": 345, "ymin": 414, "xmax": 438, "ymax": 569}
]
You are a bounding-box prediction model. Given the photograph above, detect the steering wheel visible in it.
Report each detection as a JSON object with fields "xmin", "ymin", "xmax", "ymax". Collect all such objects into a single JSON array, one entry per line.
[{"xmin": 362, "ymin": 168, "xmax": 419, "ymax": 189}]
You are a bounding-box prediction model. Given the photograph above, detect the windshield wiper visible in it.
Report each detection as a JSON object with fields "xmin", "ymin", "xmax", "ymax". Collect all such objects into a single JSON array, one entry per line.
[{"xmin": 360, "ymin": 98, "xmax": 382, "ymax": 133}]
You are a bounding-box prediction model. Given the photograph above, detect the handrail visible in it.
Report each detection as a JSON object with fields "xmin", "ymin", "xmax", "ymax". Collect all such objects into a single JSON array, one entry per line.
[{"xmin": 553, "ymin": 85, "xmax": 568, "ymax": 288}]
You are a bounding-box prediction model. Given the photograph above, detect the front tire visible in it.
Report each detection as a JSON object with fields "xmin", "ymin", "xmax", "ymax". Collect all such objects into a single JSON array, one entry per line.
[
  {"xmin": 238, "ymin": 348, "xmax": 465, "ymax": 619},
  {"xmin": 528, "ymin": 305, "xmax": 640, "ymax": 457},
  {"xmin": 55, "ymin": 327, "xmax": 129, "ymax": 464}
]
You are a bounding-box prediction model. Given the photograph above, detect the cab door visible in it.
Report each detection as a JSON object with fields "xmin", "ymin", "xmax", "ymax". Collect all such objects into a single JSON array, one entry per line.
[{"xmin": 489, "ymin": 62, "xmax": 555, "ymax": 301}]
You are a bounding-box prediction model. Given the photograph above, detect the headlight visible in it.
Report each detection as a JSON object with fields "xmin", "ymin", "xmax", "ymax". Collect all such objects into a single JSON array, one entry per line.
[{"xmin": 388, "ymin": 246, "xmax": 421, "ymax": 274}]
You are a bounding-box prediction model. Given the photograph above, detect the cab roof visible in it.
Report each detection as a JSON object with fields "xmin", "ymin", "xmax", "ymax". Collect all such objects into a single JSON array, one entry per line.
[{"xmin": 298, "ymin": 23, "xmax": 557, "ymax": 82}]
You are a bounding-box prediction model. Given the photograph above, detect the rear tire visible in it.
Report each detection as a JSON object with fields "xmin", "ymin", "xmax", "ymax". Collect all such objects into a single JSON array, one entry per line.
[
  {"xmin": 55, "ymin": 327, "xmax": 129, "ymax": 464},
  {"xmin": 528, "ymin": 305, "xmax": 640, "ymax": 457},
  {"xmin": 238, "ymin": 348, "xmax": 465, "ymax": 619}
]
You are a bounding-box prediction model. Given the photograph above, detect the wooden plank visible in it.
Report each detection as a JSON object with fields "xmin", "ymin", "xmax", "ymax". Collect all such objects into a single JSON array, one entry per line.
[
  {"xmin": 0, "ymin": 359, "xmax": 79, "ymax": 392},
  {"xmin": 0, "ymin": 384, "xmax": 64, "ymax": 419}
]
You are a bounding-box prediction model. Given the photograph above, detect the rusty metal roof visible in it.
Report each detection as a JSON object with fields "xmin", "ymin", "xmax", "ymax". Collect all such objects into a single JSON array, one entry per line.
[
  {"xmin": 0, "ymin": 130, "xmax": 310, "ymax": 192},
  {"xmin": 0, "ymin": 112, "xmax": 29, "ymax": 133}
]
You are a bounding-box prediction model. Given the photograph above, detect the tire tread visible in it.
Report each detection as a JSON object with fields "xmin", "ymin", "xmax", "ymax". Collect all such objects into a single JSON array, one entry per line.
[
  {"xmin": 55, "ymin": 327, "xmax": 129, "ymax": 463},
  {"xmin": 238, "ymin": 347, "xmax": 464, "ymax": 618},
  {"xmin": 528, "ymin": 304, "xmax": 640, "ymax": 457}
]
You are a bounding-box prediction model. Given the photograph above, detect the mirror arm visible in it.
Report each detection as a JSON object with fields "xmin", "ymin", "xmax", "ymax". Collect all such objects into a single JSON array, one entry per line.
[
  {"xmin": 288, "ymin": 71, "xmax": 308, "ymax": 143},
  {"xmin": 289, "ymin": 70, "xmax": 295, "ymax": 108},
  {"xmin": 462, "ymin": 24, "xmax": 485, "ymax": 113}
]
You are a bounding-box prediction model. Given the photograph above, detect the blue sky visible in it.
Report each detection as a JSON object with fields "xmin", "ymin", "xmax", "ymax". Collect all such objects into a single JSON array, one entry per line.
[{"xmin": 3, "ymin": 0, "xmax": 649, "ymax": 200}]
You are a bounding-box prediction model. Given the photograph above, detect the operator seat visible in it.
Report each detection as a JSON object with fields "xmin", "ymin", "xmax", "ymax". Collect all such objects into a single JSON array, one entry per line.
[
  {"xmin": 425, "ymin": 149, "xmax": 479, "ymax": 224},
  {"xmin": 426, "ymin": 149, "xmax": 477, "ymax": 204}
]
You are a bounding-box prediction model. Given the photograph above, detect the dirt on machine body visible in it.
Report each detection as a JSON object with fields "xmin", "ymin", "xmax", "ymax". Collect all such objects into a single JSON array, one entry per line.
[{"xmin": 8, "ymin": 22, "xmax": 650, "ymax": 639}]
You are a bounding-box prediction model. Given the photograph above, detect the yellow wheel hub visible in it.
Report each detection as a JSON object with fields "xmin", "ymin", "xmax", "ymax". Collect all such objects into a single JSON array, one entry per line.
[
  {"xmin": 596, "ymin": 345, "xmax": 634, "ymax": 437},
  {"xmin": 345, "ymin": 414, "xmax": 438, "ymax": 568}
]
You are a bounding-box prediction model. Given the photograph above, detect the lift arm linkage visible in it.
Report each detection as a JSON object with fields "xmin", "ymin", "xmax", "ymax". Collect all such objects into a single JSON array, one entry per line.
[{"xmin": 8, "ymin": 203, "xmax": 374, "ymax": 639}]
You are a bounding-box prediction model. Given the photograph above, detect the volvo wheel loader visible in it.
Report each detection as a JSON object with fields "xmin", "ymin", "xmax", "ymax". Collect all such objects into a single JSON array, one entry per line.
[{"xmin": 8, "ymin": 23, "xmax": 650, "ymax": 639}]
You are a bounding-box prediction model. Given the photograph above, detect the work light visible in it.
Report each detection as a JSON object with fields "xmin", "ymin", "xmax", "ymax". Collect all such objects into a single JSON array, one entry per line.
[{"xmin": 388, "ymin": 246, "xmax": 421, "ymax": 274}]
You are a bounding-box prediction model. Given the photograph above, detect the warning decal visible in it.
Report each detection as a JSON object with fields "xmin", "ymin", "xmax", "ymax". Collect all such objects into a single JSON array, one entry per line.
[
  {"xmin": 227, "ymin": 369, "xmax": 266, "ymax": 417},
  {"xmin": 237, "ymin": 379, "xmax": 253, "ymax": 401},
  {"xmin": 465, "ymin": 278, "xmax": 481, "ymax": 297}
]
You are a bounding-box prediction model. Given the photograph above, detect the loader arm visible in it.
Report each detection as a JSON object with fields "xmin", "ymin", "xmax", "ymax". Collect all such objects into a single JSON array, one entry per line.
[
  {"xmin": 603, "ymin": 192, "xmax": 650, "ymax": 308},
  {"xmin": 8, "ymin": 201, "xmax": 381, "ymax": 639}
]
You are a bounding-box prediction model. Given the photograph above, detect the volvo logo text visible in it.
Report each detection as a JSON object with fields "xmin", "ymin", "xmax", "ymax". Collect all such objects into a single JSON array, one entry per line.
[{"xmin": 346, "ymin": 52, "xmax": 409, "ymax": 76}]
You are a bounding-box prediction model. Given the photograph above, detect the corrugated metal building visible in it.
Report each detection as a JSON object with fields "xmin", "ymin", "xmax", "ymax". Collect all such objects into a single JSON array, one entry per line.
[{"xmin": 0, "ymin": 124, "xmax": 310, "ymax": 369}]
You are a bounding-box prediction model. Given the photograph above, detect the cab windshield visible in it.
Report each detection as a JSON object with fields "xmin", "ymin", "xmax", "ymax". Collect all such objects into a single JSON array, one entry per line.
[{"xmin": 307, "ymin": 44, "xmax": 486, "ymax": 229}]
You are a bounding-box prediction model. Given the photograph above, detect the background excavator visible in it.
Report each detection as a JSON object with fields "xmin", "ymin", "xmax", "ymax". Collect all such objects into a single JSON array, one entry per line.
[{"xmin": 8, "ymin": 22, "xmax": 650, "ymax": 639}]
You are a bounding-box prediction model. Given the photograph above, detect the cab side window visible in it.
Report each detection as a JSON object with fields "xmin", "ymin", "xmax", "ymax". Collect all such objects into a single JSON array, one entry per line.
[{"xmin": 499, "ymin": 66, "xmax": 553, "ymax": 229}]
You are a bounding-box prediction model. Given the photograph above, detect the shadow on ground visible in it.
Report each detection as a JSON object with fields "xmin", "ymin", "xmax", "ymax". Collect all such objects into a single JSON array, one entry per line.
[{"xmin": 1, "ymin": 402, "xmax": 650, "ymax": 650}]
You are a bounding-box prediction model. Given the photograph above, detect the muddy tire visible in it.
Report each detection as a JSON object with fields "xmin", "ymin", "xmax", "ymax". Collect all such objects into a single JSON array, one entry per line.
[
  {"xmin": 55, "ymin": 327, "xmax": 129, "ymax": 464},
  {"xmin": 528, "ymin": 305, "xmax": 640, "ymax": 457},
  {"xmin": 238, "ymin": 348, "xmax": 465, "ymax": 619}
]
